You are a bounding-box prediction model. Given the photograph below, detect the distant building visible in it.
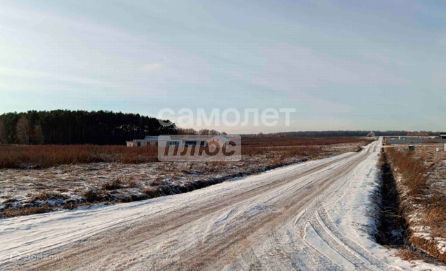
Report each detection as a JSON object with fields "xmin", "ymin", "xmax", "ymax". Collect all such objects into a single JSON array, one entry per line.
[
  {"xmin": 441, "ymin": 134, "xmax": 446, "ymax": 140},
  {"xmin": 366, "ymin": 131, "xmax": 375, "ymax": 138},
  {"xmin": 126, "ymin": 136, "xmax": 159, "ymax": 147},
  {"xmin": 126, "ymin": 135, "xmax": 225, "ymax": 148}
]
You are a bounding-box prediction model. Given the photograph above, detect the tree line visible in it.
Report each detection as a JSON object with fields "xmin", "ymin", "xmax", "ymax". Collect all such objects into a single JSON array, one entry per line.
[{"xmin": 0, "ymin": 110, "xmax": 176, "ymax": 145}]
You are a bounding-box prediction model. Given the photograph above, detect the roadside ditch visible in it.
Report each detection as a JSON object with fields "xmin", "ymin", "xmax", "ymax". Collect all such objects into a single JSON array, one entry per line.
[{"xmin": 375, "ymin": 149, "xmax": 443, "ymax": 264}]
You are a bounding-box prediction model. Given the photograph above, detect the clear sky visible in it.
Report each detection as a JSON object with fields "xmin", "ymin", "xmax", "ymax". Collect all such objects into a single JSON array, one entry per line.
[{"xmin": 1, "ymin": 0, "xmax": 445, "ymax": 133}]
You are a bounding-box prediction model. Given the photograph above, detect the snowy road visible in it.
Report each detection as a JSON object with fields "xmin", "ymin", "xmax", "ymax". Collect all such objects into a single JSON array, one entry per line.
[{"xmin": 0, "ymin": 139, "xmax": 441, "ymax": 270}]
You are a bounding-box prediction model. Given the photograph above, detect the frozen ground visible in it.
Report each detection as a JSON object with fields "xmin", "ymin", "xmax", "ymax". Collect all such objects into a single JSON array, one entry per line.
[
  {"xmin": 1, "ymin": 139, "xmax": 444, "ymax": 270},
  {"xmin": 0, "ymin": 143, "xmax": 361, "ymax": 217}
]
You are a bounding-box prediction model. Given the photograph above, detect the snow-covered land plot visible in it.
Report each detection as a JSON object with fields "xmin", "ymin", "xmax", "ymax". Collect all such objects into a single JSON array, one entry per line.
[
  {"xmin": 1, "ymin": 139, "xmax": 444, "ymax": 270},
  {"xmin": 0, "ymin": 142, "xmax": 365, "ymax": 217}
]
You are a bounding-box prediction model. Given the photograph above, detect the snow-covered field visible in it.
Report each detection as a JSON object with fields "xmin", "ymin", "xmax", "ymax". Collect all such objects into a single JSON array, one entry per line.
[
  {"xmin": 1, "ymin": 139, "xmax": 444, "ymax": 270},
  {"xmin": 0, "ymin": 143, "xmax": 362, "ymax": 217}
]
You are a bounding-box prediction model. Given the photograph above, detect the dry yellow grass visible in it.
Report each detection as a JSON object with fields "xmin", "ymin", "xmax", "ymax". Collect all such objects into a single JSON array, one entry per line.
[
  {"xmin": 0, "ymin": 144, "xmax": 159, "ymax": 169},
  {"xmin": 0, "ymin": 137, "xmax": 372, "ymax": 169},
  {"xmin": 2, "ymin": 206, "xmax": 53, "ymax": 218},
  {"xmin": 385, "ymin": 146, "xmax": 446, "ymax": 264}
]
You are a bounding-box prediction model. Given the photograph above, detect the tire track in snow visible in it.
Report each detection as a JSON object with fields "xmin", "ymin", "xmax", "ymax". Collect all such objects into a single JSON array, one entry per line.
[{"xmin": 0, "ymin": 154, "xmax": 351, "ymax": 269}]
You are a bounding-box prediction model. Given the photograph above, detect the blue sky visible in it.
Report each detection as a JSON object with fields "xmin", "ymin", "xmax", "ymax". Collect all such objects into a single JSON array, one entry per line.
[{"xmin": 0, "ymin": 0, "xmax": 445, "ymax": 133}]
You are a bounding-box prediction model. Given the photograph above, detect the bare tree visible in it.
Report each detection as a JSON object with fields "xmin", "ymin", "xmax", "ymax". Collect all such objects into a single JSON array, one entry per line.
[
  {"xmin": 208, "ymin": 129, "xmax": 220, "ymax": 136},
  {"xmin": 176, "ymin": 128, "xmax": 198, "ymax": 135},
  {"xmin": 0, "ymin": 119, "xmax": 7, "ymax": 144},
  {"xmin": 199, "ymin": 129, "xmax": 221, "ymax": 136},
  {"xmin": 16, "ymin": 116, "xmax": 30, "ymax": 144},
  {"xmin": 198, "ymin": 129, "xmax": 210, "ymax": 135}
]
